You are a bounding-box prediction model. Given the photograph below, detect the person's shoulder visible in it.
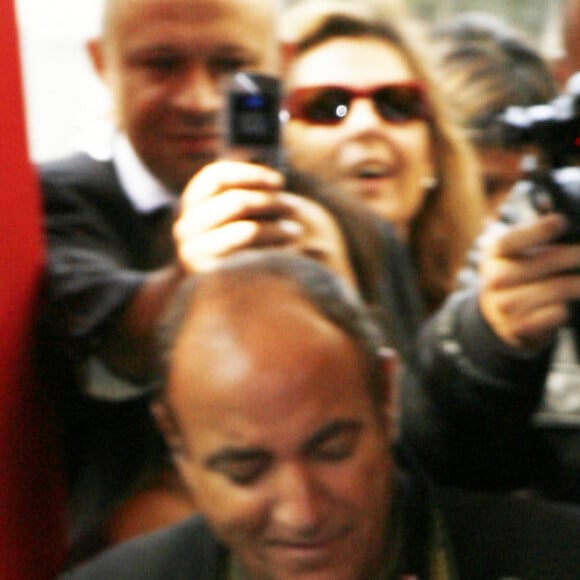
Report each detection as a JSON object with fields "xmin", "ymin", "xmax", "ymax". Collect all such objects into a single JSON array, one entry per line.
[
  {"xmin": 60, "ymin": 515, "xmax": 223, "ymax": 580},
  {"xmin": 39, "ymin": 152, "xmax": 127, "ymax": 213},
  {"xmin": 40, "ymin": 152, "xmax": 114, "ymax": 185},
  {"xmin": 437, "ymin": 485, "xmax": 580, "ymax": 579}
]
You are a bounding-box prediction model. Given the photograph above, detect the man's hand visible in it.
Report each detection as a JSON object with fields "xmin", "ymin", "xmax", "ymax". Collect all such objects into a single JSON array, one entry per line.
[
  {"xmin": 173, "ymin": 160, "xmax": 357, "ymax": 286},
  {"xmin": 479, "ymin": 213, "xmax": 580, "ymax": 351}
]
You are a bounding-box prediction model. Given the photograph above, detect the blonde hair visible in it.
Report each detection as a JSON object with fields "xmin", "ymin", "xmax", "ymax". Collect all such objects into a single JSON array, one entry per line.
[{"xmin": 282, "ymin": 0, "xmax": 485, "ymax": 311}]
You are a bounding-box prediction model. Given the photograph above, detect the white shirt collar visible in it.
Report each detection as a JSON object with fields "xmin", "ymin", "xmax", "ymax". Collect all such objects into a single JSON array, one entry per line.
[{"xmin": 111, "ymin": 133, "xmax": 177, "ymax": 214}]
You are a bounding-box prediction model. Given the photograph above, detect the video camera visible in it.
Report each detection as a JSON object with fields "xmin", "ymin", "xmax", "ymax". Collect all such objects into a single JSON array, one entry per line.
[{"xmin": 498, "ymin": 72, "xmax": 580, "ymax": 243}]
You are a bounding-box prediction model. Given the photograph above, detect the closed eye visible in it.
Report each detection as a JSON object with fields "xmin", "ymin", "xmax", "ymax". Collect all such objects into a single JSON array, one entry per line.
[
  {"xmin": 206, "ymin": 450, "xmax": 271, "ymax": 486},
  {"xmin": 305, "ymin": 421, "xmax": 362, "ymax": 463}
]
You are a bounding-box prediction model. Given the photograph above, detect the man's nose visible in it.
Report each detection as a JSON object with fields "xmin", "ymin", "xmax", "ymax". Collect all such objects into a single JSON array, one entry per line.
[
  {"xmin": 272, "ymin": 464, "xmax": 326, "ymax": 533},
  {"xmin": 171, "ymin": 65, "xmax": 222, "ymax": 113}
]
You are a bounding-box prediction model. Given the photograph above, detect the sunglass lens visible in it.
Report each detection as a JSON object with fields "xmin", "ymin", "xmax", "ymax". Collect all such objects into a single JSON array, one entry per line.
[
  {"xmin": 374, "ymin": 86, "xmax": 426, "ymax": 122},
  {"xmin": 302, "ymin": 88, "xmax": 351, "ymax": 124}
]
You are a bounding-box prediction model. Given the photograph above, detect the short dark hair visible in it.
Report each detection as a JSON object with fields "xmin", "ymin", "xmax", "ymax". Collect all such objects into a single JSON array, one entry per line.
[
  {"xmin": 155, "ymin": 249, "xmax": 389, "ymax": 409},
  {"xmin": 431, "ymin": 12, "xmax": 558, "ymax": 147}
]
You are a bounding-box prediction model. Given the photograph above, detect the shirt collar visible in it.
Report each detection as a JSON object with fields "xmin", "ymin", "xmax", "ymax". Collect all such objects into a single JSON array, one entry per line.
[{"xmin": 112, "ymin": 133, "xmax": 177, "ymax": 214}]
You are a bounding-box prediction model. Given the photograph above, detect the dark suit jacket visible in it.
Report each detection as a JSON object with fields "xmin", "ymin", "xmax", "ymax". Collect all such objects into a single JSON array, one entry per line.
[
  {"xmin": 39, "ymin": 153, "xmax": 174, "ymax": 556},
  {"xmin": 41, "ymin": 153, "xmax": 174, "ymax": 351},
  {"xmin": 60, "ymin": 475, "xmax": 580, "ymax": 580}
]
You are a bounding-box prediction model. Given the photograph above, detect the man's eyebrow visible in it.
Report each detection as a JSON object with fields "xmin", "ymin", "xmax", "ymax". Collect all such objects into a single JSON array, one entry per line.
[
  {"xmin": 124, "ymin": 43, "xmax": 185, "ymax": 62},
  {"xmin": 212, "ymin": 43, "xmax": 254, "ymax": 54},
  {"xmin": 302, "ymin": 419, "xmax": 363, "ymax": 453},
  {"xmin": 205, "ymin": 447, "xmax": 269, "ymax": 470},
  {"xmin": 204, "ymin": 420, "xmax": 363, "ymax": 468}
]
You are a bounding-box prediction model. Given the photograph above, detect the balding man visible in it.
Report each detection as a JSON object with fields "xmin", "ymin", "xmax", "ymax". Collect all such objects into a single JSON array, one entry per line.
[
  {"xmin": 61, "ymin": 250, "xmax": 580, "ymax": 580},
  {"xmin": 40, "ymin": 0, "xmax": 370, "ymax": 558}
]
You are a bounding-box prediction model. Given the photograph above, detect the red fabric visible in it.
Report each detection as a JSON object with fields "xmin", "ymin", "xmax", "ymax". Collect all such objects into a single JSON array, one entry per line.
[{"xmin": 0, "ymin": 1, "xmax": 67, "ymax": 577}]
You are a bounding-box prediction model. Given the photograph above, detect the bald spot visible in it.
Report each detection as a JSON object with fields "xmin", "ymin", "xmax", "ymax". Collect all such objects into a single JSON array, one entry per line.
[{"xmin": 166, "ymin": 276, "xmax": 366, "ymax": 425}]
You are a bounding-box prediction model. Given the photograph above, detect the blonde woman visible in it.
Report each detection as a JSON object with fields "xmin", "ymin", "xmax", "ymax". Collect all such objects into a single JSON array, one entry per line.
[{"xmin": 281, "ymin": 0, "xmax": 485, "ymax": 312}]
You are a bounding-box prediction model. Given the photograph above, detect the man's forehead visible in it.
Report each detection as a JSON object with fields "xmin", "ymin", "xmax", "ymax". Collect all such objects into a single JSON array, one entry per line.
[
  {"xmin": 105, "ymin": 0, "xmax": 278, "ymax": 66},
  {"xmin": 176, "ymin": 278, "xmax": 329, "ymax": 348},
  {"xmin": 107, "ymin": 0, "xmax": 278, "ymax": 30},
  {"xmin": 168, "ymin": 282, "xmax": 370, "ymax": 435},
  {"xmin": 169, "ymin": 278, "xmax": 354, "ymax": 387}
]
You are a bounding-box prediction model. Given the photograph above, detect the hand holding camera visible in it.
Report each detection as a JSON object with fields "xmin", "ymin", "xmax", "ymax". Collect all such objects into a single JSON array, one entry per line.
[
  {"xmin": 173, "ymin": 159, "xmax": 357, "ymax": 287},
  {"xmin": 478, "ymin": 213, "xmax": 580, "ymax": 352},
  {"xmin": 172, "ymin": 72, "xmax": 357, "ymax": 283},
  {"xmin": 478, "ymin": 72, "xmax": 580, "ymax": 352}
]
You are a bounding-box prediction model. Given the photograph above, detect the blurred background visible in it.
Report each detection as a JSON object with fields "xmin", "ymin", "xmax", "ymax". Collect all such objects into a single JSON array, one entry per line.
[{"xmin": 15, "ymin": 0, "xmax": 564, "ymax": 162}]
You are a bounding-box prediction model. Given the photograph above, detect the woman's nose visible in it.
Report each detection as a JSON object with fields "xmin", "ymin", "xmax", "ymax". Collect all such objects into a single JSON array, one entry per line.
[{"xmin": 343, "ymin": 98, "xmax": 385, "ymax": 130}]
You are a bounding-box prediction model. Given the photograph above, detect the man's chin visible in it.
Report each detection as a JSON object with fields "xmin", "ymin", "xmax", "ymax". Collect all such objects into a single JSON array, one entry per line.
[
  {"xmin": 160, "ymin": 158, "xmax": 218, "ymax": 192},
  {"xmin": 245, "ymin": 543, "xmax": 360, "ymax": 580}
]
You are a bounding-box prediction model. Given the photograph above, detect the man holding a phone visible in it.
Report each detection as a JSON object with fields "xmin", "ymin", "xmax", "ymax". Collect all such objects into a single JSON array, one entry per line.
[{"xmin": 41, "ymin": 0, "xmax": 362, "ymax": 559}]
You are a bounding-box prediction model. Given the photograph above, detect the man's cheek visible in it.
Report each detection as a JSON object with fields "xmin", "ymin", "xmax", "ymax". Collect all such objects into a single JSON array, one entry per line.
[{"xmin": 194, "ymin": 477, "xmax": 266, "ymax": 527}]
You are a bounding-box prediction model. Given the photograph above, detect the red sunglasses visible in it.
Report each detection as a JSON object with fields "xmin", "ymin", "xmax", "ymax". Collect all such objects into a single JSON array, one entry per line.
[{"xmin": 284, "ymin": 82, "xmax": 430, "ymax": 125}]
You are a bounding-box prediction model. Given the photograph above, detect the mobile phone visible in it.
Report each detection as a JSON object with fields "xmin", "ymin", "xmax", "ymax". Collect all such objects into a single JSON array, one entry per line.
[{"xmin": 222, "ymin": 72, "xmax": 283, "ymax": 170}]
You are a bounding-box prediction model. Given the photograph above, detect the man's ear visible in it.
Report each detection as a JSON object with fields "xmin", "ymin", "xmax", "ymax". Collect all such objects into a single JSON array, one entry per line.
[
  {"xmin": 378, "ymin": 347, "xmax": 400, "ymax": 440},
  {"xmin": 150, "ymin": 398, "xmax": 186, "ymax": 459},
  {"xmin": 86, "ymin": 38, "xmax": 106, "ymax": 80}
]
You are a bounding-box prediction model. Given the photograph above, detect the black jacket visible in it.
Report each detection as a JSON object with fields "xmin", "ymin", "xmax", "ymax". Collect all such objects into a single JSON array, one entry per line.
[
  {"xmin": 60, "ymin": 472, "xmax": 580, "ymax": 580},
  {"xmin": 39, "ymin": 153, "xmax": 174, "ymax": 555},
  {"xmin": 417, "ymin": 188, "xmax": 580, "ymax": 500}
]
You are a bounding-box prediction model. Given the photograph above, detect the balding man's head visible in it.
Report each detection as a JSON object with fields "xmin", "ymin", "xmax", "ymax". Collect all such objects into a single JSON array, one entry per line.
[
  {"xmin": 156, "ymin": 250, "xmax": 390, "ymax": 411},
  {"xmin": 152, "ymin": 250, "xmax": 399, "ymax": 580}
]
